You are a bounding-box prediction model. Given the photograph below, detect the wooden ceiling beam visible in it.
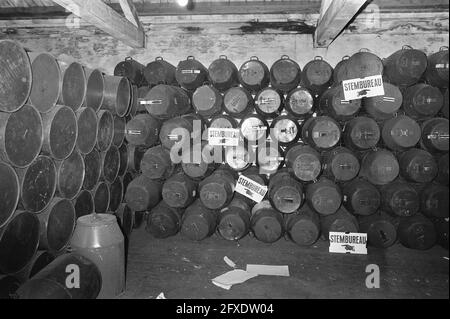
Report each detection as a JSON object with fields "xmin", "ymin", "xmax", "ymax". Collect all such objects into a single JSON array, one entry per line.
[{"xmin": 118, "ymin": 0, "xmax": 143, "ymax": 29}]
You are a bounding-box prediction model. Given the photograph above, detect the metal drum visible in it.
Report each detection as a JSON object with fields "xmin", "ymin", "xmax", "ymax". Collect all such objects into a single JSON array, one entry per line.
[
  {"xmin": 109, "ymin": 177, "xmax": 123, "ymax": 213},
  {"xmin": 208, "ymin": 55, "xmax": 239, "ymax": 92},
  {"xmin": 342, "ymin": 178, "xmax": 381, "ymax": 216},
  {"xmin": 126, "ymin": 145, "xmax": 146, "ymax": 173},
  {"xmin": 83, "ymin": 149, "xmax": 102, "ymax": 191},
  {"xmin": 101, "ymin": 145, "xmax": 120, "ymax": 183},
  {"xmin": 193, "ymin": 85, "xmax": 223, "ymax": 117},
  {"xmin": 322, "ymin": 147, "xmax": 360, "ymax": 182},
  {"xmin": 96, "ymin": 110, "xmax": 114, "ymax": 152},
  {"xmin": 125, "ymin": 175, "xmax": 162, "ymax": 212},
  {"xmin": 125, "ymin": 113, "xmax": 161, "ymax": 147},
  {"xmin": 181, "ymin": 199, "xmax": 218, "ymax": 241},
  {"xmin": 225, "ymin": 145, "xmax": 252, "ymax": 173},
  {"xmin": 238, "ymin": 56, "xmax": 270, "ymax": 93},
  {"xmin": 159, "ymin": 114, "xmax": 204, "ymax": 150},
  {"xmin": 333, "ymin": 56, "xmax": 350, "ymax": 84},
  {"xmin": 343, "ymin": 116, "xmax": 380, "ymax": 151},
  {"xmin": 126, "ymin": 85, "xmax": 138, "ymax": 117},
  {"xmin": 0, "ymin": 211, "xmax": 40, "ymax": 275},
  {"xmin": 0, "ymin": 162, "xmax": 20, "ymax": 228},
  {"xmin": 437, "ymin": 153, "xmax": 449, "ymax": 185},
  {"xmin": 93, "ymin": 181, "xmax": 110, "ymax": 214},
  {"xmin": 199, "ymin": 168, "xmax": 236, "ymax": 210},
  {"xmin": 73, "ymin": 189, "xmax": 95, "ymax": 219},
  {"xmin": 270, "ymin": 55, "xmax": 301, "ymax": 93},
  {"xmin": 306, "ymin": 177, "xmax": 342, "ymax": 216},
  {"xmin": 144, "ymin": 84, "xmax": 191, "ymax": 120},
  {"xmin": 319, "ymin": 85, "xmax": 361, "ymax": 122},
  {"xmin": 285, "ymin": 204, "xmax": 320, "ymax": 246},
  {"xmin": 360, "ymin": 149, "xmax": 399, "ymax": 185},
  {"xmin": 268, "ymin": 169, "xmax": 303, "ymax": 214},
  {"xmin": 425, "ymin": 46, "xmax": 449, "ymax": 88},
  {"xmin": 403, "ymin": 84, "xmax": 444, "ymax": 120},
  {"xmin": 363, "ymin": 82, "xmax": 403, "ymax": 120},
  {"xmin": 118, "ymin": 143, "xmax": 128, "ymax": 177},
  {"xmin": 239, "ymin": 113, "xmax": 268, "ymax": 142},
  {"xmin": 302, "ymin": 116, "xmax": 341, "ymax": 150},
  {"xmin": 141, "ymin": 145, "xmax": 175, "ymax": 180},
  {"xmin": 146, "ymin": 201, "xmax": 183, "ymax": 238},
  {"xmin": 0, "ymin": 104, "xmax": 43, "ymax": 168},
  {"xmin": 102, "ymin": 75, "xmax": 131, "ymax": 117},
  {"xmin": 85, "ymin": 69, "xmax": 104, "ymax": 111},
  {"xmin": 257, "ymin": 142, "xmax": 284, "ymax": 175},
  {"xmin": 285, "ymin": 87, "xmax": 315, "ymax": 118},
  {"xmin": 421, "ymin": 118, "xmax": 449, "ymax": 153},
  {"xmin": 56, "ymin": 150, "xmax": 85, "ymax": 200},
  {"xmin": 223, "ymin": 86, "xmax": 254, "ymax": 118},
  {"xmin": 380, "ymin": 180, "xmax": 420, "ymax": 217},
  {"xmin": 115, "ymin": 204, "xmax": 134, "ymax": 239},
  {"xmin": 14, "ymin": 250, "xmax": 56, "ymax": 283},
  {"xmin": 70, "ymin": 214, "xmax": 125, "ymax": 298},
  {"xmin": 162, "ymin": 173, "xmax": 197, "ymax": 208},
  {"xmin": 300, "ymin": 56, "xmax": 333, "ymax": 96},
  {"xmin": 113, "ymin": 116, "xmax": 126, "ymax": 147},
  {"xmin": 254, "ymin": 87, "xmax": 284, "ymax": 118},
  {"xmin": 175, "ymin": 56, "xmax": 208, "ymax": 91},
  {"xmin": 359, "ymin": 211, "xmax": 397, "ymax": 248},
  {"xmin": 346, "ymin": 50, "xmax": 384, "ymax": 79},
  {"xmin": 62, "ymin": 62, "xmax": 86, "ymax": 111},
  {"xmin": 320, "ymin": 207, "xmax": 359, "ymax": 239},
  {"xmin": 114, "ymin": 57, "xmax": 146, "ymax": 87},
  {"xmin": 251, "ymin": 200, "xmax": 284, "ymax": 243},
  {"xmin": 218, "ymin": 196, "xmax": 251, "ymax": 241},
  {"xmin": 421, "ymin": 184, "xmax": 449, "ymax": 218},
  {"xmin": 434, "ymin": 218, "xmax": 449, "ymax": 249},
  {"xmin": 0, "ymin": 40, "xmax": 32, "ymax": 113},
  {"xmin": 75, "ymin": 107, "xmax": 98, "ymax": 155},
  {"xmin": 398, "ymin": 148, "xmax": 438, "ymax": 183},
  {"xmin": 0, "ymin": 276, "xmax": 21, "ymax": 299},
  {"xmin": 381, "ymin": 115, "xmax": 421, "ymax": 151},
  {"xmin": 270, "ymin": 115, "xmax": 300, "ymax": 147},
  {"xmin": 242, "ymin": 166, "xmax": 268, "ymax": 186},
  {"xmin": 398, "ymin": 214, "xmax": 436, "ymax": 250},
  {"xmin": 134, "ymin": 211, "xmax": 146, "ymax": 229},
  {"xmin": 209, "ymin": 114, "xmax": 238, "ymax": 129},
  {"xmin": 442, "ymin": 89, "xmax": 449, "ymax": 119},
  {"xmin": 285, "ymin": 144, "xmax": 322, "ymax": 182},
  {"xmin": 144, "ymin": 57, "xmax": 177, "ymax": 86},
  {"xmin": 182, "ymin": 142, "xmax": 216, "ymax": 181},
  {"xmin": 122, "ymin": 172, "xmax": 135, "ymax": 198}
]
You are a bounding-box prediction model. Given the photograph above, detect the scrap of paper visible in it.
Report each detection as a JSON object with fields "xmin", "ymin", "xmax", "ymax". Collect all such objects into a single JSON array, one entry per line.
[
  {"xmin": 212, "ymin": 270, "xmax": 258, "ymax": 290},
  {"xmin": 156, "ymin": 292, "xmax": 166, "ymax": 299},
  {"xmin": 224, "ymin": 256, "xmax": 237, "ymax": 268},
  {"xmin": 246, "ymin": 265, "xmax": 290, "ymax": 277}
]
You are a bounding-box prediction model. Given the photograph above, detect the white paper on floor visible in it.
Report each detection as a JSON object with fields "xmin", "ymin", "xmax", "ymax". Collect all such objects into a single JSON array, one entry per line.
[
  {"xmin": 223, "ymin": 256, "xmax": 237, "ymax": 268},
  {"xmin": 246, "ymin": 265, "xmax": 290, "ymax": 277},
  {"xmin": 156, "ymin": 292, "xmax": 166, "ymax": 299},
  {"xmin": 212, "ymin": 270, "xmax": 259, "ymax": 290}
]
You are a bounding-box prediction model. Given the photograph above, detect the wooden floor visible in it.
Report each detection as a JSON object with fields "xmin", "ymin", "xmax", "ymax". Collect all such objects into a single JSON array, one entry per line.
[{"xmin": 120, "ymin": 225, "xmax": 449, "ymax": 299}]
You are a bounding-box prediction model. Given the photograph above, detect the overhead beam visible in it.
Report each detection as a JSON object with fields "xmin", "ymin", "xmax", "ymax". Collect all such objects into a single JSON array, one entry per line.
[
  {"xmin": 314, "ymin": 0, "xmax": 368, "ymax": 47},
  {"xmin": 52, "ymin": 0, "xmax": 145, "ymax": 48},
  {"xmin": 118, "ymin": 0, "xmax": 142, "ymax": 29}
]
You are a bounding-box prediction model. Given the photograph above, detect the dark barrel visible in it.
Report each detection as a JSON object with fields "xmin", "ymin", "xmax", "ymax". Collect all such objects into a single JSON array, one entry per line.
[
  {"xmin": 238, "ymin": 56, "xmax": 270, "ymax": 93},
  {"xmin": 0, "ymin": 40, "xmax": 32, "ymax": 113},
  {"xmin": 251, "ymin": 201, "xmax": 284, "ymax": 243},
  {"xmin": 257, "ymin": 142, "xmax": 284, "ymax": 175},
  {"xmin": 425, "ymin": 46, "xmax": 449, "ymax": 88},
  {"xmin": 333, "ymin": 56, "xmax": 350, "ymax": 84},
  {"xmin": 343, "ymin": 116, "xmax": 380, "ymax": 151},
  {"xmin": 225, "ymin": 145, "xmax": 252, "ymax": 173},
  {"xmin": 322, "ymin": 147, "xmax": 360, "ymax": 182},
  {"xmin": 302, "ymin": 116, "xmax": 341, "ymax": 150},
  {"xmin": 126, "ymin": 144, "xmax": 146, "ymax": 173},
  {"xmin": 192, "ymin": 85, "xmax": 223, "ymax": 117},
  {"xmin": 115, "ymin": 204, "xmax": 134, "ymax": 239},
  {"xmin": 125, "ymin": 175, "xmax": 162, "ymax": 212},
  {"xmin": 15, "ymin": 250, "xmax": 55, "ymax": 283},
  {"xmin": 306, "ymin": 177, "xmax": 342, "ymax": 216},
  {"xmin": 113, "ymin": 116, "xmax": 126, "ymax": 147},
  {"xmin": 75, "ymin": 107, "xmax": 98, "ymax": 155},
  {"xmin": 398, "ymin": 214, "xmax": 436, "ymax": 250},
  {"xmin": 101, "ymin": 145, "xmax": 120, "ymax": 183},
  {"xmin": 383, "ymin": 45, "xmax": 428, "ymax": 87},
  {"xmin": 162, "ymin": 173, "xmax": 197, "ymax": 208},
  {"xmin": 209, "ymin": 114, "xmax": 238, "ymax": 129},
  {"xmin": 381, "ymin": 115, "xmax": 421, "ymax": 151},
  {"xmin": 285, "ymin": 204, "xmax": 320, "ymax": 246},
  {"xmin": 159, "ymin": 113, "xmax": 204, "ymax": 150},
  {"xmin": 199, "ymin": 168, "xmax": 236, "ymax": 210},
  {"xmin": 320, "ymin": 207, "xmax": 359, "ymax": 238},
  {"xmin": 0, "ymin": 162, "xmax": 20, "ymax": 228},
  {"xmin": 146, "ymin": 201, "xmax": 183, "ymax": 238},
  {"xmin": 360, "ymin": 148, "xmax": 399, "ymax": 185},
  {"xmin": 0, "ymin": 276, "xmax": 21, "ymax": 299},
  {"xmin": 134, "ymin": 211, "xmax": 146, "ymax": 229},
  {"xmin": 437, "ymin": 153, "xmax": 449, "ymax": 185},
  {"xmin": 182, "ymin": 142, "xmax": 216, "ymax": 181},
  {"xmin": 144, "ymin": 57, "xmax": 177, "ymax": 86},
  {"xmin": 217, "ymin": 196, "xmax": 251, "ymax": 241},
  {"xmin": 270, "ymin": 55, "xmax": 301, "ymax": 93},
  {"xmin": 125, "ymin": 113, "xmax": 161, "ymax": 147},
  {"xmin": 0, "ymin": 104, "xmax": 43, "ymax": 168},
  {"xmin": 223, "ymin": 86, "xmax": 254, "ymax": 118},
  {"xmin": 73, "ymin": 189, "xmax": 94, "ymax": 219},
  {"xmin": 102, "ymin": 75, "xmax": 131, "ymax": 117},
  {"xmin": 114, "ymin": 57, "xmax": 146, "ymax": 87},
  {"xmin": 62, "ymin": 62, "xmax": 86, "ymax": 111},
  {"xmin": 242, "ymin": 165, "xmax": 268, "ymax": 186},
  {"xmin": 175, "ymin": 56, "xmax": 208, "ymax": 91},
  {"xmin": 93, "ymin": 181, "xmax": 110, "ymax": 214},
  {"xmin": 346, "ymin": 50, "xmax": 384, "ymax": 79},
  {"xmin": 122, "ymin": 172, "xmax": 135, "ymax": 198},
  {"xmin": 319, "ymin": 85, "xmax": 361, "ymax": 122},
  {"xmin": 421, "ymin": 118, "xmax": 449, "ymax": 153},
  {"xmin": 270, "ymin": 115, "xmax": 300, "ymax": 147},
  {"xmin": 37, "ymin": 197, "xmax": 75, "ymax": 253},
  {"xmin": 83, "ymin": 149, "xmax": 102, "ymax": 191},
  {"xmin": 96, "ymin": 110, "xmax": 114, "ymax": 152},
  {"xmin": 239, "ymin": 113, "xmax": 268, "ymax": 142},
  {"xmin": 16, "ymin": 253, "xmax": 102, "ymax": 299},
  {"xmin": 403, "ymin": 84, "xmax": 444, "ymax": 120},
  {"xmin": 381, "ymin": 180, "xmax": 420, "ymax": 217},
  {"xmin": 56, "ymin": 150, "xmax": 85, "ymax": 200},
  {"xmin": 398, "ymin": 148, "xmax": 438, "ymax": 183},
  {"xmin": 268, "ymin": 169, "xmax": 303, "ymax": 214},
  {"xmin": 434, "ymin": 218, "xmax": 449, "ymax": 249},
  {"xmin": 118, "ymin": 143, "xmax": 128, "ymax": 177},
  {"xmin": 0, "ymin": 211, "xmax": 40, "ymax": 275},
  {"xmin": 85, "ymin": 69, "xmax": 104, "ymax": 111},
  {"xmin": 181, "ymin": 199, "xmax": 218, "ymax": 241},
  {"xmin": 126, "ymin": 85, "xmax": 139, "ymax": 117},
  {"xmin": 109, "ymin": 177, "xmax": 123, "ymax": 212},
  {"xmin": 442, "ymin": 89, "xmax": 449, "ymax": 119},
  {"xmin": 285, "ymin": 87, "xmax": 315, "ymax": 118},
  {"xmin": 300, "ymin": 56, "xmax": 333, "ymax": 96},
  {"xmin": 421, "ymin": 184, "xmax": 449, "ymax": 218},
  {"xmin": 17, "ymin": 155, "xmax": 57, "ymax": 213},
  {"xmin": 342, "ymin": 178, "xmax": 381, "ymax": 216},
  {"xmin": 208, "ymin": 55, "xmax": 239, "ymax": 92},
  {"xmin": 358, "ymin": 211, "xmax": 397, "ymax": 248},
  {"xmin": 254, "ymin": 87, "xmax": 283, "ymax": 118},
  {"xmin": 143, "ymin": 84, "xmax": 191, "ymax": 120},
  {"xmin": 363, "ymin": 82, "xmax": 403, "ymax": 120},
  {"xmin": 285, "ymin": 144, "xmax": 322, "ymax": 182},
  {"xmin": 141, "ymin": 145, "xmax": 175, "ymax": 180}
]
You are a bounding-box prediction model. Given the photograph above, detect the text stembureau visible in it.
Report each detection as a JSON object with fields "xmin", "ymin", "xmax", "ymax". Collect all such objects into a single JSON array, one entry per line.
[{"xmin": 176, "ymin": 303, "xmax": 275, "ymax": 316}]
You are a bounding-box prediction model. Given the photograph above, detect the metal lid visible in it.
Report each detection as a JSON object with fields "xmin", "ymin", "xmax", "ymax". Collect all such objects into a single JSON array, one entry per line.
[
  {"xmin": 310, "ymin": 186, "xmax": 342, "ymax": 215},
  {"xmin": 0, "ymin": 162, "xmax": 20, "ymax": 228},
  {"xmin": 288, "ymin": 88, "xmax": 314, "ymax": 116},
  {"xmin": 329, "ymin": 151, "xmax": 360, "ymax": 182},
  {"xmin": 255, "ymin": 88, "xmax": 282, "ymax": 114},
  {"xmin": 306, "ymin": 117, "xmax": 341, "ymax": 149},
  {"xmin": 383, "ymin": 115, "xmax": 421, "ymax": 149},
  {"xmin": 271, "ymin": 184, "xmax": 302, "ymax": 214},
  {"xmin": 272, "ymin": 118, "xmax": 299, "ymax": 144},
  {"xmin": 362, "ymin": 149, "xmax": 399, "ymax": 185},
  {"xmin": 225, "ymin": 146, "xmax": 251, "ymax": 171},
  {"xmin": 346, "ymin": 117, "xmax": 380, "ymax": 150},
  {"xmin": 58, "ymin": 150, "xmax": 85, "ymax": 200},
  {"xmin": 389, "ymin": 185, "xmax": 420, "ymax": 217},
  {"xmin": 240, "ymin": 116, "xmax": 267, "ymax": 141},
  {"xmin": 292, "ymin": 152, "xmax": 321, "ymax": 182},
  {"xmin": 200, "ymin": 183, "xmax": 228, "ymax": 210},
  {"xmin": 289, "ymin": 218, "xmax": 320, "ymax": 246},
  {"xmin": 252, "ymin": 213, "xmax": 283, "ymax": 243},
  {"xmin": 224, "ymin": 87, "xmax": 251, "ymax": 115},
  {"xmin": 193, "ymin": 85, "xmax": 219, "ymax": 113},
  {"xmin": 218, "ymin": 212, "xmax": 248, "ymax": 241},
  {"xmin": 240, "ymin": 60, "xmax": 266, "ymax": 86},
  {"xmin": 366, "ymin": 219, "xmax": 397, "ymax": 248},
  {"xmin": 97, "ymin": 110, "xmax": 114, "ymax": 151},
  {"xmin": 423, "ymin": 118, "xmax": 449, "ymax": 152}
]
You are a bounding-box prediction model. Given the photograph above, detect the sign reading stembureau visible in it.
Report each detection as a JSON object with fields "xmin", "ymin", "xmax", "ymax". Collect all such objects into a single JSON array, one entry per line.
[
  {"xmin": 235, "ymin": 175, "xmax": 268, "ymax": 203},
  {"xmin": 208, "ymin": 128, "xmax": 240, "ymax": 147},
  {"xmin": 342, "ymin": 74, "xmax": 385, "ymax": 101},
  {"xmin": 329, "ymin": 232, "xmax": 368, "ymax": 255}
]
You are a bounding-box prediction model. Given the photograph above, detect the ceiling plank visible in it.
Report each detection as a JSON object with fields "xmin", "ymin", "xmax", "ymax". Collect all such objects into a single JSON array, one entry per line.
[{"xmin": 118, "ymin": 0, "xmax": 142, "ymax": 29}]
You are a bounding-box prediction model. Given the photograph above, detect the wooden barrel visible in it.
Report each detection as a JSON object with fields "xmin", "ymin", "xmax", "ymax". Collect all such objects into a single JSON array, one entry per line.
[
  {"xmin": 199, "ymin": 168, "xmax": 236, "ymax": 210},
  {"xmin": 437, "ymin": 153, "xmax": 449, "ymax": 185},
  {"xmin": 101, "ymin": 145, "xmax": 120, "ymax": 183},
  {"xmin": 421, "ymin": 184, "xmax": 449, "ymax": 218},
  {"xmin": 270, "ymin": 115, "xmax": 300, "ymax": 147},
  {"xmin": 270, "ymin": 55, "xmax": 301, "ymax": 93},
  {"xmin": 285, "ymin": 204, "xmax": 320, "ymax": 246},
  {"xmin": 146, "ymin": 201, "xmax": 183, "ymax": 238},
  {"xmin": 359, "ymin": 211, "xmax": 397, "ymax": 248},
  {"xmin": 363, "ymin": 82, "xmax": 403, "ymax": 120},
  {"xmin": 443, "ymin": 89, "xmax": 449, "ymax": 119},
  {"xmin": 144, "ymin": 84, "xmax": 191, "ymax": 120},
  {"xmin": 302, "ymin": 116, "xmax": 341, "ymax": 150},
  {"xmin": 241, "ymin": 166, "xmax": 268, "ymax": 187},
  {"xmin": 62, "ymin": 62, "xmax": 86, "ymax": 111},
  {"xmin": 96, "ymin": 110, "xmax": 114, "ymax": 152},
  {"xmin": 306, "ymin": 177, "xmax": 342, "ymax": 216},
  {"xmin": 300, "ymin": 56, "xmax": 333, "ymax": 96},
  {"xmin": 0, "ymin": 104, "xmax": 43, "ymax": 168},
  {"xmin": 209, "ymin": 114, "xmax": 238, "ymax": 129},
  {"xmin": 225, "ymin": 145, "xmax": 252, "ymax": 172},
  {"xmin": 320, "ymin": 207, "xmax": 359, "ymax": 238},
  {"xmin": 251, "ymin": 200, "xmax": 284, "ymax": 243},
  {"xmin": 37, "ymin": 197, "xmax": 75, "ymax": 253},
  {"xmin": 333, "ymin": 56, "xmax": 350, "ymax": 84},
  {"xmin": 360, "ymin": 148, "xmax": 399, "ymax": 185},
  {"xmin": 0, "ymin": 211, "xmax": 40, "ymax": 275},
  {"xmin": 0, "ymin": 162, "xmax": 20, "ymax": 228},
  {"xmin": 125, "ymin": 175, "xmax": 162, "ymax": 212},
  {"xmin": 192, "ymin": 85, "xmax": 223, "ymax": 117},
  {"xmin": 93, "ymin": 181, "xmax": 110, "ymax": 214},
  {"xmin": 398, "ymin": 148, "xmax": 438, "ymax": 183},
  {"xmin": 344, "ymin": 116, "xmax": 380, "ymax": 151},
  {"xmin": 181, "ymin": 199, "xmax": 218, "ymax": 241},
  {"xmin": 218, "ymin": 196, "xmax": 251, "ymax": 241},
  {"xmin": 421, "ymin": 118, "xmax": 449, "ymax": 153},
  {"xmin": 83, "ymin": 149, "xmax": 102, "ymax": 191},
  {"xmin": 434, "ymin": 218, "xmax": 449, "ymax": 249},
  {"xmin": 117, "ymin": 143, "xmax": 128, "ymax": 177},
  {"xmin": 346, "ymin": 50, "xmax": 384, "ymax": 79},
  {"xmin": 73, "ymin": 189, "xmax": 94, "ymax": 219},
  {"xmin": 159, "ymin": 113, "xmax": 204, "ymax": 150},
  {"xmin": 125, "ymin": 113, "xmax": 161, "ymax": 147},
  {"xmin": 113, "ymin": 116, "xmax": 126, "ymax": 147},
  {"xmin": 239, "ymin": 113, "xmax": 268, "ymax": 142},
  {"xmin": 342, "ymin": 178, "xmax": 381, "ymax": 216},
  {"xmin": 383, "ymin": 45, "xmax": 428, "ymax": 87},
  {"xmin": 162, "ymin": 173, "xmax": 197, "ymax": 208},
  {"xmin": 398, "ymin": 214, "xmax": 436, "ymax": 250},
  {"xmin": 102, "ymin": 75, "xmax": 131, "ymax": 117},
  {"xmin": 254, "ymin": 87, "xmax": 283, "ymax": 118},
  {"xmin": 223, "ymin": 86, "xmax": 254, "ymax": 118},
  {"xmin": 109, "ymin": 177, "xmax": 123, "ymax": 213},
  {"xmin": 144, "ymin": 57, "xmax": 177, "ymax": 86},
  {"xmin": 16, "ymin": 155, "xmax": 57, "ymax": 213},
  {"xmin": 257, "ymin": 142, "xmax": 284, "ymax": 175},
  {"xmin": 322, "ymin": 146, "xmax": 360, "ymax": 182},
  {"xmin": 238, "ymin": 56, "xmax": 270, "ymax": 93},
  {"xmin": 114, "ymin": 57, "xmax": 146, "ymax": 87},
  {"xmin": 175, "ymin": 56, "xmax": 208, "ymax": 91},
  {"xmin": 285, "ymin": 87, "xmax": 315, "ymax": 118},
  {"xmin": 141, "ymin": 145, "xmax": 175, "ymax": 180},
  {"xmin": 285, "ymin": 144, "xmax": 322, "ymax": 182},
  {"xmin": 403, "ymin": 84, "xmax": 444, "ymax": 120},
  {"xmin": 85, "ymin": 69, "xmax": 104, "ymax": 111},
  {"xmin": 56, "ymin": 149, "xmax": 85, "ymax": 200},
  {"xmin": 425, "ymin": 47, "xmax": 449, "ymax": 88},
  {"xmin": 182, "ymin": 142, "xmax": 216, "ymax": 181},
  {"xmin": 0, "ymin": 40, "xmax": 32, "ymax": 113},
  {"xmin": 381, "ymin": 180, "xmax": 420, "ymax": 217},
  {"xmin": 268, "ymin": 169, "xmax": 303, "ymax": 214},
  {"xmin": 381, "ymin": 115, "xmax": 421, "ymax": 151},
  {"xmin": 319, "ymin": 85, "xmax": 361, "ymax": 122},
  {"xmin": 75, "ymin": 107, "xmax": 98, "ymax": 155},
  {"xmin": 208, "ymin": 55, "xmax": 239, "ymax": 92}
]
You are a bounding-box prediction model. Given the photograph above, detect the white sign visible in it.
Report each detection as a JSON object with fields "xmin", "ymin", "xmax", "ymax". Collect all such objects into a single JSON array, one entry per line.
[
  {"xmin": 208, "ymin": 128, "xmax": 240, "ymax": 147},
  {"xmin": 329, "ymin": 232, "xmax": 368, "ymax": 255},
  {"xmin": 235, "ymin": 175, "xmax": 268, "ymax": 203},
  {"xmin": 342, "ymin": 74, "xmax": 385, "ymax": 100}
]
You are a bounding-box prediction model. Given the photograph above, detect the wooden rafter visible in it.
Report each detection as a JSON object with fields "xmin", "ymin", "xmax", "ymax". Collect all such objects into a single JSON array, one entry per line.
[{"xmin": 118, "ymin": 0, "xmax": 142, "ymax": 29}]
